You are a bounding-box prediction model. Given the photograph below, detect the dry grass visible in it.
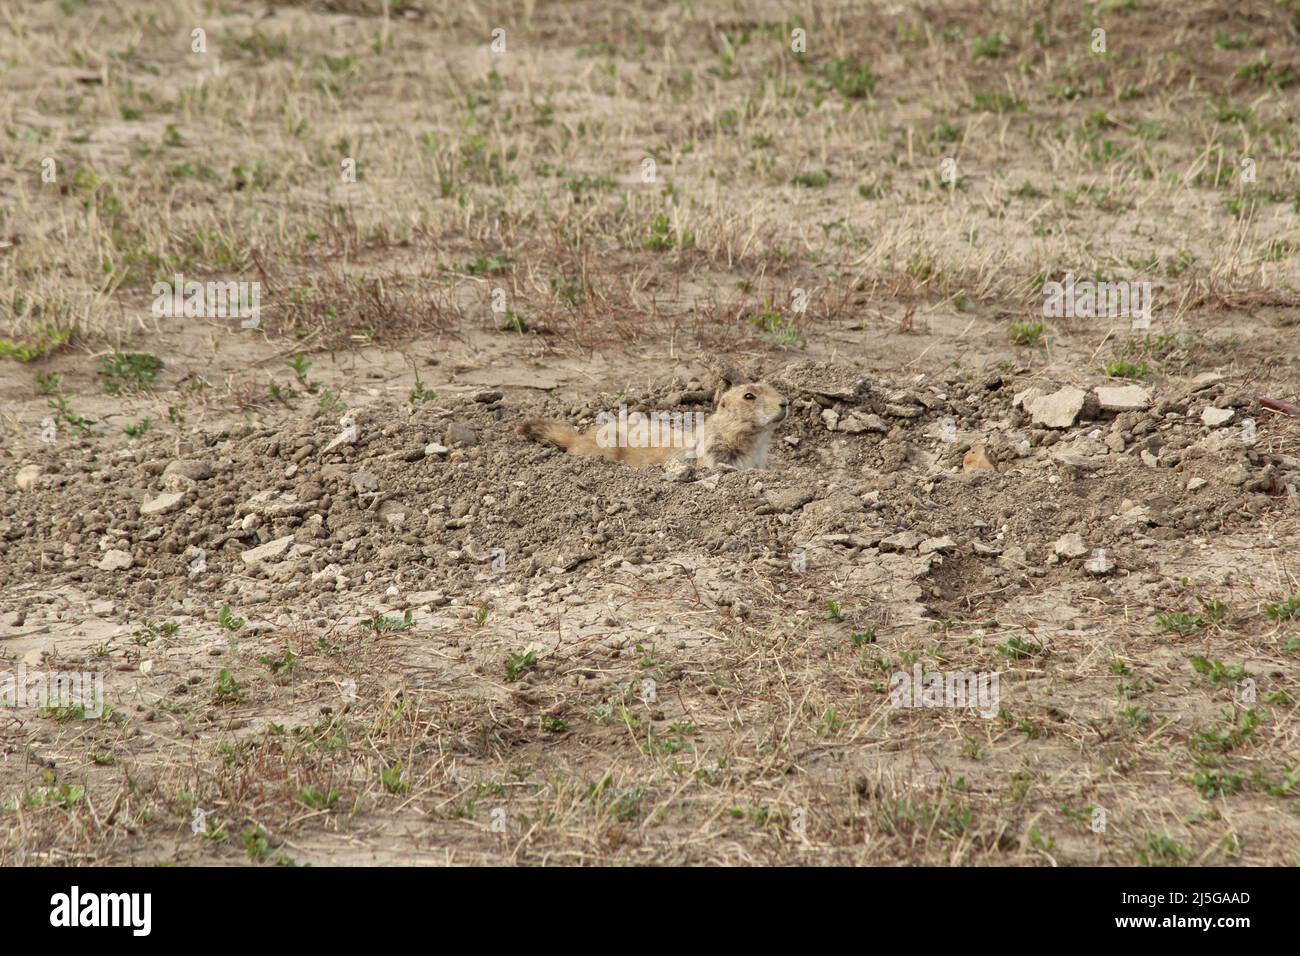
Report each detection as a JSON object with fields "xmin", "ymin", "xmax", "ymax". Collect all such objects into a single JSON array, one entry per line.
[{"xmin": 0, "ymin": 0, "xmax": 1298, "ymax": 866}]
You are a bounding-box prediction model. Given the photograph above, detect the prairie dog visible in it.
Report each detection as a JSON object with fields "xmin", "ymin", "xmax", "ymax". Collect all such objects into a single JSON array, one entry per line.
[{"xmin": 519, "ymin": 383, "xmax": 789, "ymax": 470}]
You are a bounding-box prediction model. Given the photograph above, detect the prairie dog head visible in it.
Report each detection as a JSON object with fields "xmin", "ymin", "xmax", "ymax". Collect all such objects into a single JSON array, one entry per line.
[{"xmin": 715, "ymin": 382, "xmax": 789, "ymax": 428}]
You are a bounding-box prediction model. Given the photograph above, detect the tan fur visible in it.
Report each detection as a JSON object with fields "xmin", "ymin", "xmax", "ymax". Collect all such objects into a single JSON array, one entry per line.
[{"xmin": 518, "ymin": 382, "xmax": 788, "ymax": 470}]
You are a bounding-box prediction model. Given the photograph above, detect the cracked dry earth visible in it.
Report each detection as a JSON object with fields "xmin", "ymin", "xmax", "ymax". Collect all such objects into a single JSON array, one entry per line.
[{"xmin": 2, "ymin": 343, "xmax": 1298, "ymax": 865}]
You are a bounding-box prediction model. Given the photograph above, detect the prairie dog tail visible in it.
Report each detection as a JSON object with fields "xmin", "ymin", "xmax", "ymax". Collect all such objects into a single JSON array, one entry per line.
[{"xmin": 519, "ymin": 417, "xmax": 579, "ymax": 451}]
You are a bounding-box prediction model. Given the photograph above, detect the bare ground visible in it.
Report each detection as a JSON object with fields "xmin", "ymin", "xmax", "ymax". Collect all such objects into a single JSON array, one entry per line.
[{"xmin": 1, "ymin": 0, "xmax": 1298, "ymax": 865}]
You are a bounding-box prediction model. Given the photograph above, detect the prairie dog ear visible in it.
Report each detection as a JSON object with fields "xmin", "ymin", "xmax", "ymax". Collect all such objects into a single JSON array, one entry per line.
[{"xmin": 710, "ymin": 363, "xmax": 746, "ymax": 404}]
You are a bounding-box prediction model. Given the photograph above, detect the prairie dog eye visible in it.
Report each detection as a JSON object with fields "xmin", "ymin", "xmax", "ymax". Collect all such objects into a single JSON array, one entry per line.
[{"xmin": 743, "ymin": 392, "xmax": 755, "ymax": 401}]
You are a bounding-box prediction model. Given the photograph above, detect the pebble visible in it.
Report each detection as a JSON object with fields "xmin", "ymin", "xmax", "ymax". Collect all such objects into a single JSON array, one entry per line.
[
  {"xmin": 98, "ymin": 550, "xmax": 134, "ymax": 571},
  {"xmin": 1201, "ymin": 407, "xmax": 1234, "ymax": 427},
  {"xmin": 1053, "ymin": 533, "xmax": 1089, "ymax": 559},
  {"xmin": 141, "ymin": 491, "xmax": 186, "ymax": 516},
  {"xmin": 241, "ymin": 535, "xmax": 295, "ymax": 566},
  {"xmin": 1027, "ymin": 386, "xmax": 1087, "ymax": 429}
]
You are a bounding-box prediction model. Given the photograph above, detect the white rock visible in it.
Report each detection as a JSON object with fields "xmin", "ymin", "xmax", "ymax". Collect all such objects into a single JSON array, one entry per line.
[
  {"xmin": 98, "ymin": 549, "xmax": 134, "ymax": 571},
  {"xmin": 1012, "ymin": 386, "xmax": 1044, "ymax": 410},
  {"xmin": 1187, "ymin": 477, "xmax": 1208, "ymax": 491},
  {"xmin": 1085, "ymin": 549, "xmax": 1114, "ymax": 575},
  {"xmin": 820, "ymin": 408, "xmax": 840, "ymax": 431},
  {"xmin": 141, "ymin": 491, "xmax": 186, "ymax": 516},
  {"xmin": 1201, "ymin": 407, "xmax": 1234, "ymax": 427},
  {"xmin": 1094, "ymin": 384, "xmax": 1150, "ymax": 412},
  {"xmin": 1053, "ymin": 533, "xmax": 1088, "ymax": 559},
  {"xmin": 324, "ymin": 413, "xmax": 359, "ymax": 452},
  {"xmin": 424, "ymin": 443, "xmax": 449, "ymax": 457},
  {"xmin": 240, "ymin": 535, "xmax": 295, "ymax": 566},
  {"xmin": 1027, "ymin": 386, "xmax": 1087, "ymax": 429}
]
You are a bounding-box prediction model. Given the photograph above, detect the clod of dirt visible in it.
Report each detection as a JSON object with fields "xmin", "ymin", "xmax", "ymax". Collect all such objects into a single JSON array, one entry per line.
[
  {"xmin": 445, "ymin": 423, "xmax": 479, "ymax": 446},
  {"xmin": 840, "ymin": 412, "xmax": 889, "ymax": 434},
  {"xmin": 759, "ymin": 488, "xmax": 815, "ymax": 514}
]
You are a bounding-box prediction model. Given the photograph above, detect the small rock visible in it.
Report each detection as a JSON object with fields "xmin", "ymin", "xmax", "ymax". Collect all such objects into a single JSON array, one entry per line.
[
  {"xmin": 352, "ymin": 471, "xmax": 380, "ymax": 494},
  {"xmin": 1053, "ymin": 533, "xmax": 1088, "ymax": 559},
  {"xmin": 15, "ymin": 465, "xmax": 42, "ymax": 491},
  {"xmin": 141, "ymin": 491, "xmax": 186, "ymax": 516},
  {"xmin": 884, "ymin": 403, "xmax": 923, "ymax": 419},
  {"xmin": 472, "ymin": 389, "xmax": 504, "ymax": 403},
  {"xmin": 1027, "ymin": 386, "xmax": 1088, "ymax": 429},
  {"xmin": 1084, "ymin": 549, "xmax": 1114, "ymax": 576},
  {"xmin": 880, "ymin": 530, "xmax": 925, "ymax": 552},
  {"xmin": 1012, "ymin": 386, "xmax": 1044, "ymax": 410},
  {"xmin": 323, "ymin": 413, "xmax": 359, "ymax": 453},
  {"xmin": 759, "ymin": 488, "xmax": 815, "ymax": 514},
  {"xmin": 163, "ymin": 459, "xmax": 213, "ymax": 481},
  {"xmin": 919, "ymin": 536, "xmax": 957, "ymax": 555},
  {"xmin": 241, "ymin": 535, "xmax": 295, "ymax": 566},
  {"xmin": 820, "ymin": 408, "xmax": 840, "ymax": 431},
  {"xmin": 424, "ymin": 443, "xmax": 449, "ymax": 457},
  {"xmin": 662, "ymin": 457, "xmax": 695, "ymax": 483},
  {"xmin": 1094, "ymin": 385, "xmax": 1150, "ymax": 412},
  {"xmin": 1187, "ymin": 477, "xmax": 1208, "ymax": 491},
  {"xmin": 99, "ymin": 549, "xmax": 134, "ymax": 571},
  {"xmin": 1201, "ymin": 407, "xmax": 1234, "ymax": 427},
  {"xmin": 1140, "ymin": 449, "xmax": 1159, "ymax": 467},
  {"xmin": 408, "ymin": 591, "xmax": 449, "ymax": 607}
]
